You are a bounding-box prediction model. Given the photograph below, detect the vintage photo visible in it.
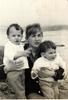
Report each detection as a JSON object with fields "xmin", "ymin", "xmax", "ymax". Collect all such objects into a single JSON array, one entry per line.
[{"xmin": 0, "ymin": 0, "xmax": 68, "ymax": 99}]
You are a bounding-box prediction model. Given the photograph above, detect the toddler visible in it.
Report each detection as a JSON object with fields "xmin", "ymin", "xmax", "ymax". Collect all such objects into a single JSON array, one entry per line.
[
  {"xmin": 31, "ymin": 40, "xmax": 67, "ymax": 99},
  {"xmin": 3, "ymin": 24, "xmax": 29, "ymax": 99}
]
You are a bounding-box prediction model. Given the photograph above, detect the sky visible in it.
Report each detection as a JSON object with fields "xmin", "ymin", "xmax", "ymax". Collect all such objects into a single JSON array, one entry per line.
[
  {"xmin": 0, "ymin": 0, "xmax": 68, "ymax": 68},
  {"xmin": 0, "ymin": 0, "xmax": 68, "ymax": 28}
]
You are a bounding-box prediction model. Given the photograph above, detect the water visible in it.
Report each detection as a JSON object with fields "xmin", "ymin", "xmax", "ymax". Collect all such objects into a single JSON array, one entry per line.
[{"xmin": 0, "ymin": 30, "xmax": 68, "ymax": 70}]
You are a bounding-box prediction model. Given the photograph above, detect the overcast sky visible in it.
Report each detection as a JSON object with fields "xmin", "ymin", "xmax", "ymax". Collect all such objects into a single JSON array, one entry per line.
[{"xmin": 0, "ymin": 0, "xmax": 68, "ymax": 28}]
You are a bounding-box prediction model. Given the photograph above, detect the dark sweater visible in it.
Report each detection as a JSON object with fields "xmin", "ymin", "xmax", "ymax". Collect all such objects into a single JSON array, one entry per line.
[{"xmin": 24, "ymin": 44, "xmax": 43, "ymax": 96}]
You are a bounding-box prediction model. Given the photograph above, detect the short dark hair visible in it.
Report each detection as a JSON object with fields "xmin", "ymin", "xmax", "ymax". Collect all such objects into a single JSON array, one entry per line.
[
  {"xmin": 36, "ymin": 40, "xmax": 56, "ymax": 57},
  {"xmin": 26, "ymin": 23, "xmax": 43, "ymax": 39},
  {"xmin": 7, "ymin": 23, "xmax": 23, "ymax": 36}
]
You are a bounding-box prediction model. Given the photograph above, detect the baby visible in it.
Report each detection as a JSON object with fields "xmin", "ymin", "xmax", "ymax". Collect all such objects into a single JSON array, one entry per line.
[
  {"xmin": 31, "ymin": 40, "xmax": 67, "ymax": 99},
  {"xmin": 3, "ymin": 24, "xmax": 29, "ymax": 99}
]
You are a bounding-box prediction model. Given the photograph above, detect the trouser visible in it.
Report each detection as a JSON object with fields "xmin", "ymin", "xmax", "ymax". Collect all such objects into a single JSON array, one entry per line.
[
  {"xmin": 59, "ymin": 79, "xmax": 68, "ymax": 99},
  {"xmin": 27, "ymin": 93, "xmax": 45, "ymax": 99},
  {"xmin": 7, "ymin": 70, "xmax": 26, "ymax": 99},
  {"xmin": 39, "ymin": 79, "xmax": 59, "ymax": 99}
]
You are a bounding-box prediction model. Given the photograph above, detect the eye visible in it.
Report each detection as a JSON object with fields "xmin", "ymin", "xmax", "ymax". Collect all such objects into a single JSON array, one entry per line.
[
  {"xmin": 18, "ymin": 35, "xmax": 21, "ymax": 37},
  {"xmin": 38, "ymin": 34, "xmax": 42, "ymax": 37},
  {"xmin": 49, "ymin": 51, "xmax": 56, "ymax": 54},
  {"xmin": 31, "ymin": 34, "xmax": 35, "ymax": 37},
  {"xmin": 12, "ymin": 35, "xmax": 15, "ymax": 37},
  {"xmin": 49, "ymin": 52, "xmax": 53, "ymax": 54}
]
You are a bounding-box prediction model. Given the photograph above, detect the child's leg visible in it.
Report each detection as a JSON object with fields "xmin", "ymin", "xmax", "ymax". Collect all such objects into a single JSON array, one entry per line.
[
  {"xmin": 53, "ymin": 81, "xmax": 59, "ymax": 99},
  {"xmin": 59, "ymin": 79, "xmax": 68, "ymax": 99},
  {"xmin": 27, "ymin": 93, "xmax": 45, "ymax": 99},
  {"xmin": 7, "ymin": 70, "xmax": 26, "ymax": 99},
  {"xmin": 39, "ymin": 80, "xmax": 54, "ymax": 99}
]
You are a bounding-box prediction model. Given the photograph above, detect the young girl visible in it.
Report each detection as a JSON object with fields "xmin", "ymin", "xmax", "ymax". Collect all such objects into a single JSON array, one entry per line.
[
  {"xmin": 24, "ymin": 23, "xmax": 44, "ymax": 99},
  {"xmin": 31, "ymin": 40, "xmax": 67, "ymax": 99}
]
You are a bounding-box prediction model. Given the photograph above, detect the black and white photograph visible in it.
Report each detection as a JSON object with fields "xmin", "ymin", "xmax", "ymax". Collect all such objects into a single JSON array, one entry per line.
[{"xmin": 0, "ymin": 0, "xmax": 68, "ymax": 99}]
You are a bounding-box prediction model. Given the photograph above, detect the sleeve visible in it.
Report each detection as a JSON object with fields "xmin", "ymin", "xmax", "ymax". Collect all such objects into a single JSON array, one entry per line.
[
  {"xmin": 31, "ymin": 59, "xmax": 41, "ymax": 79},
  {"xmin": 22, "ymin": 57, "xmax": 29, "ymax": 69},
  {"xmin": 3, "ymin": 44, "xmax": 15, "ymax": 65},
  {"xmin": 58, "ymin": 55, "xmax": 67, "ymax": 78},
  {"xmin": 16, "ymin": 56, "xmax": 29, "ymax": 69},
  {"xmin": 32, "ymin": 58, "xmax": 42, "ymax": 71},
  {"xmin": 31, "ymin": 58, "xmax": 55, "ymax": 79}
]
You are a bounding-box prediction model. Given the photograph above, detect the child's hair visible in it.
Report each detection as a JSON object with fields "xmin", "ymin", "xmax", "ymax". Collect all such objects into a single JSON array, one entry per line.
[
  {"xmin": 25, "ymin": 23, "xmax": 43, "ymax": 39},
  {"xmin": 36, "ymin": 40, "xmax": 56, "ymax": 58},
  {"xmin": 7, "ymin": 23, "xmax": 23, "ymax": 36}
]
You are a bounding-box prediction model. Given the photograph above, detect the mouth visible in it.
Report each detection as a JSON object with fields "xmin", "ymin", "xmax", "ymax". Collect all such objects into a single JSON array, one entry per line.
[
  {"xmin": 35, "ymin": 42, "xmax": 40, "ymax": 45},
  {"xmin": 51, "ymin": 57, "xmax": 56, "ymax": 60},
  {"xmin": 15, "ymin": 40, "xmax": 19, "ymax": 42},
  {"xmin": 15, "ymin": 40, "xmax": 20, "ymax": 44}
]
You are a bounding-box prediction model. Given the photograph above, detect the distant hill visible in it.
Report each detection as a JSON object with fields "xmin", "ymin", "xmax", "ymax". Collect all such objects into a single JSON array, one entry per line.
[
  {"xmin": 42, "ymin": 25, "xmax": 68, "ymax": 31},
  {"xmin": 0, "ymin": 25, "xmax": 68, "ymax": 32}
]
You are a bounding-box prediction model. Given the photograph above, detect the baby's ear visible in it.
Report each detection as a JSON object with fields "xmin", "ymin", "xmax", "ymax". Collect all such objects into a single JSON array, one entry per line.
[{"xmin": 41, "ymin": 52, "xmax": 45, "ymax": 57}]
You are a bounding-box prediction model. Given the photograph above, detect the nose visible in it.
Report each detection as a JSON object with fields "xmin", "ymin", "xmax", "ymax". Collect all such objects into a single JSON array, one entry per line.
[
  {"xmin": 15, "ymin": 36, "xmax": 18, "ymax": 39},
  {"xmin": 35, "ymin": 35, "xmax": 39, "ymax": 41},
  {"xmin": 53, "ymin": 53, "xmax": 56, "ymax": 57}
]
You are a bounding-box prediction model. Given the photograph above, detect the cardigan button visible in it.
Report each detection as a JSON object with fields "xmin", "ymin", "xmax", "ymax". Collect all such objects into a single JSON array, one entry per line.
[
  {"xmin": 38, "ymin": 91, "xmax": 41, "ymax": 93},
  {"xmin": 36, "ymin": 81, "xmax": 38, "ymax": 83}
]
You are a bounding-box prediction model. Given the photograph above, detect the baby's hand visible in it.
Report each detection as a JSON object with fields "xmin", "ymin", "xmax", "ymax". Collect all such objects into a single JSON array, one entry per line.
[
  {"xmin": 14, "ymin": 47, "xmax": 32, "ymax": 59},
  {"xmin": 38, "ymin": 67, "xmax": 55, "ymax": 78},
  {"xmin": 31, "ymin": 70, "xmax": 38, "ymax": 79},
  {"xmin": 23, "ymin": 48, "xmax": 32, "ymax": 57},
  {"xmin": 53, "ymin": 67, "xmax": 64, "ymax": 81},
  {"xmin": 62, "ymin": 71, "xmax": 67, "ymax": 79}
]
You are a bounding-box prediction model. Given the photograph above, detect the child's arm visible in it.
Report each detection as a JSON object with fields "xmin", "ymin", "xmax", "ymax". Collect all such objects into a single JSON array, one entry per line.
[
  {"xmin": 37, "ymin": 67, "xmax": 56, "ymax": 82},
  {"xmin": 14, "ymin": 48, "xmax": 32, "ymax": 60},
  {"xmin": 38, "ymin": 67, "xmax": 55, "ymax": 78},
  {"xmin": 31, "ymin": 59, "xmax": 40, "ymax": 79},
  {"xmin": 31, "ymin": 58, "xmax": 55, "ymax": 79},
  {"xmin": 31, "ymin": 66, "xmax": 55, "ymax": 79},
  {"xmin": 3, "ymin": 44, "xmax": 25, "ymax": 72},
  {"xmin": 58, "ymin": 56, "xmax": 67, "ymax": 79}
]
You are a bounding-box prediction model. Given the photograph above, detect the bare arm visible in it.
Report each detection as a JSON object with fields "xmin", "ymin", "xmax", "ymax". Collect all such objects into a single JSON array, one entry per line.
[{"xmin": 14, "ymin": 48, "xmax": 32, "ymax": 60}]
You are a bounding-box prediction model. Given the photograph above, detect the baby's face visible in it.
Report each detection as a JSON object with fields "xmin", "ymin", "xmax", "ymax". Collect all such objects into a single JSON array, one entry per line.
[
  {"xmin": 8, "ymin": 27, "xmax": 23, "ymax": 45},
  {"xmin": 43, "ymin": 48, "xmax": 56, "ymax": 61}
]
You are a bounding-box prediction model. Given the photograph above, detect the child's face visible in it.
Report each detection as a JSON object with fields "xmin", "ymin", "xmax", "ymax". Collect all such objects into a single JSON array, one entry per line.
[
  {"xmin": 8, "ymin": 27, "xmax": 23, "ymax": 45},
  {"xmin": 28, "ymin": 32, "xmax": 43, "ymax": 48},
  {"xmin": 43, "ymin": 48, "xmax": 56, "ymax": 60}
]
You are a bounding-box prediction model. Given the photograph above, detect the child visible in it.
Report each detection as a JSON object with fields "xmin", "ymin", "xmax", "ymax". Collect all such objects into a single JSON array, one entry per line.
[
  {"xmin": 3, "ymin": 24, "xmax": 29, "ymax": 99},
  {"xmin": 31, "ymin": 40, "xmax": 67, "ymax": 99}
]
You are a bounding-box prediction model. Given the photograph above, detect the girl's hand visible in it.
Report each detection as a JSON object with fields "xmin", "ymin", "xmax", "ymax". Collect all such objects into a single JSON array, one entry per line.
[
  {"xmin": 14, "ymin": 60, "xmax": 24, "ymax": 69},
  {"xmin": 6, "ymin": 60, "xmax": 24, "ymax": 71}
]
